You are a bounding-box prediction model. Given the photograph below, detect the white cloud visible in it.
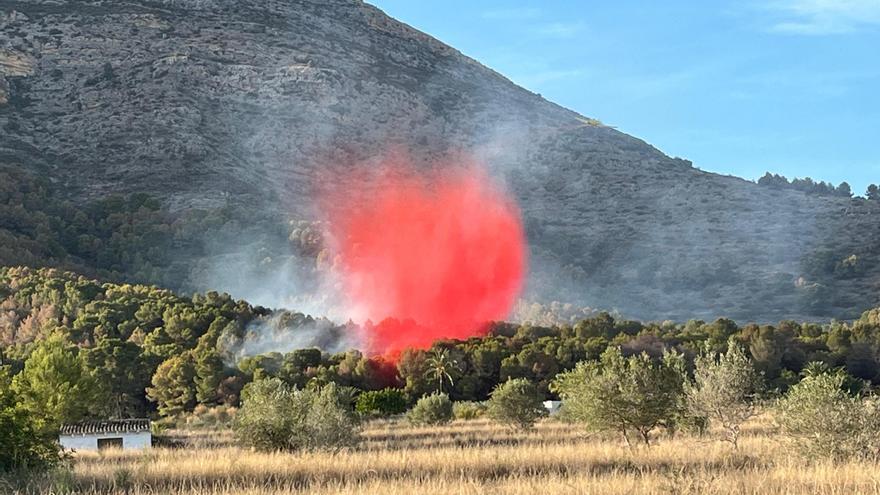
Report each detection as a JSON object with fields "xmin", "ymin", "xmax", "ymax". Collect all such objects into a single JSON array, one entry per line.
[{"xmin": 766, "ymin": 0, "xmax": 880, "ymax": 34}]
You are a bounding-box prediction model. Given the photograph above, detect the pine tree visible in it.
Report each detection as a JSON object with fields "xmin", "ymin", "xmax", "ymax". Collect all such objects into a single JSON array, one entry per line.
[
  {"xmin": 147, "ymin": 353, "xmax": 197, "ymax": 417},
  {"xmin": 12, "ymin": 334, "xmax": 101, "ymax": 431}
]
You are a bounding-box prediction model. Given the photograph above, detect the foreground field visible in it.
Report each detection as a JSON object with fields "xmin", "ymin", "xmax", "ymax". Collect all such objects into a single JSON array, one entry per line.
[{"xmin": 9, "ymin": 418, "xmax": 880, "ymax": 495}]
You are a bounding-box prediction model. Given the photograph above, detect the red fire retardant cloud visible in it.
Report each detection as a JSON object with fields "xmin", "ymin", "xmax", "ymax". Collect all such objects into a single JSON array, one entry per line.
[{"xmin": 324, "ymin": 158, "xmax": 526, "ymax": 356}]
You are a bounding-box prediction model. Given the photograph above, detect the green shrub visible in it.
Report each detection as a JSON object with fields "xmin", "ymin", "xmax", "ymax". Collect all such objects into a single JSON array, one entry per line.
[
  {"xmin": 233, "ymin": 378, "xmax": 359, "ymax": 452},
  {"xmin": 355, "ymin": 388, "xmax": 407, "ymax": 417},
  {"xmin": 684, "ymin": 341, "xmax": 763, "ymax": 448},
  {"xmin": 0, "ymin": 368, "xmax": 63, "ymax": 474},
  {"xmin": 113, "ymin": 468, "xmax": 132, "ymax": 492},
  {"xmin": 486, "ymin": 378, "xmax": 546, "ymax": 430},
  {"xmin": 552, "ymin": 347, "xmax": 686, "ymax": 446},
  {"xmin": 407, "ymin": 392, "xmax": 453, "ymax": 426},
  {"xmin": 150, "ymin": 419, "xmax": 171, "ymax": 437},
  {"xmin": 453, "ymin": 401, "xmax": 486, "ymax": 420},
  {"xmin": 184, "ymin": 404, "xmax": 237, "ymax": 428},
  {"xmin": 776, "ymin": 370, "xmax": 880, "ymax": 460}
]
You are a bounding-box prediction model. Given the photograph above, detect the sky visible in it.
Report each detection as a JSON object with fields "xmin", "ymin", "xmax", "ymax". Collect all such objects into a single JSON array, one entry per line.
[{"xmin": 368, "ymin": 0, "xmax": 879, "ymax": 195}]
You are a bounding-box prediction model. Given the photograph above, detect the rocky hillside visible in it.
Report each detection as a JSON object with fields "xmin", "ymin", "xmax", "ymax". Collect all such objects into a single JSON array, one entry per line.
[{"xmin": 2, "ymin": 0, "xmax": 879, "ymax": 321}]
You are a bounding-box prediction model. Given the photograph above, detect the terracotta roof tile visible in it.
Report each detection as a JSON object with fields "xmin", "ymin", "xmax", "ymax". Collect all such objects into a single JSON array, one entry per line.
[{"xmin": 59, "ymin": 419, "xmax": 151, "ymax": 435}]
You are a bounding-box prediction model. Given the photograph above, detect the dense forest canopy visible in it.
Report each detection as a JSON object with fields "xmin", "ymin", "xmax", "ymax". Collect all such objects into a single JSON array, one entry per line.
[
  {"xmin": 3, "ymin": 266, "xmax": 880, "ymax": 426},
  {"xmin": 0, "ymin": 165, "xmax": 328, "ymax": 300}
]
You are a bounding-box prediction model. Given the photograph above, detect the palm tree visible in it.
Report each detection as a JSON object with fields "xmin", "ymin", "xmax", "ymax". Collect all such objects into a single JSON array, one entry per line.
[
  {"xmin": 426, "ymin": 348, "xmax": 457, "ymax": 394},
  {"xmin": 801, "ymin": 361, "xmax": 830, "ymax": 378}
]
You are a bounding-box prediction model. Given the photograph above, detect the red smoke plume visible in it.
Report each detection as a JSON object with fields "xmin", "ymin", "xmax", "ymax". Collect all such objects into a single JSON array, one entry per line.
[{"xmin": 323, "ymin": 156, "xmax": 526, "ymax": 356}]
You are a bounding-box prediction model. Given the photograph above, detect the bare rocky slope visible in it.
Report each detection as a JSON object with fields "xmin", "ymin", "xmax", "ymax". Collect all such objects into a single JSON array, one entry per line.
[{"xmin": 2, "ymin": 0, "xmax": 879, "ymax": 321}]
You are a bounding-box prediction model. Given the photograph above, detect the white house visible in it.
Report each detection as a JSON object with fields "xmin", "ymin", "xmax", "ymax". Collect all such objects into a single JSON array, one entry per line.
[
  {"xmin": 59, "ymin": 419, "xmax": 152, "ymax": 451},
  {"xmin": 543, "ymin": 400, "xmax": 562, "ymax": 416}
]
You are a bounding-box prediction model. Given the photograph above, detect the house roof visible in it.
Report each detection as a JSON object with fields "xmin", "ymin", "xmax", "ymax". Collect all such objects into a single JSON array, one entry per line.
[{"xmin": 60, "ymin": 419, "xmax": 151, "ymax": 436}]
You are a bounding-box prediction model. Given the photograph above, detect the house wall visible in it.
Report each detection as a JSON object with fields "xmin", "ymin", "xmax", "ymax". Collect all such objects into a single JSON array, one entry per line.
[
  {"xmin": 59, "ymin": 435, "xmax": 98, "ymax": 450},
  {"xmin": 123, "ymin": 432, "xmax": 152, "ymax": 449},
  {"xmin": 543, "ymin": 400, "xmax": 562, "ymax": 416},
  {"xmin": 59, "ymin": 432, "xmax": 152, "ymax": 451}
]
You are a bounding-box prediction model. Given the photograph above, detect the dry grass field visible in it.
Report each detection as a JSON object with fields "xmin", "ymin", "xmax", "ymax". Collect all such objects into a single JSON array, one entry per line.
[{"xmin": 9, "ymin": 417, "xmax": 880, "ymax": 495}]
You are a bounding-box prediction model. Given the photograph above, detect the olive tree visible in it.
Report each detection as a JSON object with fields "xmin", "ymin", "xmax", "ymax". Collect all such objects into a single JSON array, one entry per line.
[
  {"xmin": 233, "ymin": 378, "xmax": 359, "ymax": 452},
  {"xmin": 486, "ymin": 378, "xmax": 546, "ymax": 430},
  {"xmin": 776, "ymin": 370, "xmax": 880, "ymax": 460},
  {"xmin": 355, "ymin": 388, "xmax": 407, "ymax": 417},
  {"xmin": 684, "ymin": 341, "xmax": 763, "ymax": 449},
  {"xmin": 552, "ymin": 347, "xmax": 685, "ymax": 446},
  {"xmin": 407, "ymin": 392, "xmax": 453, "ymax": 426}
]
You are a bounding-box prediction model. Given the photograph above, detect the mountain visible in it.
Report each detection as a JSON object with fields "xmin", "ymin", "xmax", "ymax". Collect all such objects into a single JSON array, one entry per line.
[{"xmin": 2, "ymin": 0, "xmax": 879, "ymax": 322}]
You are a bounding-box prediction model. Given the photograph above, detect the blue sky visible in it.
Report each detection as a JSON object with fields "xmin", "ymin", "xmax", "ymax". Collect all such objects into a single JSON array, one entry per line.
[{"xmin": 368, "ymin": 0, "xmax": 879, "ymax": 195}]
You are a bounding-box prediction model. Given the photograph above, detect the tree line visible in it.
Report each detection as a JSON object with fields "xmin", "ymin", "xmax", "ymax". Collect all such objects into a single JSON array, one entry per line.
[
  {"xmin": 5, "ymin": 266, "xmax": 880, "ymax": 470},
  {"xmin": 757, "ymin": 171, "xmax": 880, "ymax": 200},
  {"xmin": 235, "ymin": 338, "xmax": 880, "ymax": 462}
]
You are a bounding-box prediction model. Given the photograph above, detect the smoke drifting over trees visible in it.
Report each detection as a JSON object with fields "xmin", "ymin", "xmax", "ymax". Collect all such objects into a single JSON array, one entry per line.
[
  {"xmin": 4, "ymin": 0, "xmax": 880, "ymax": 328},
  {"xmin": 6, "ymin": 267, "xmax": 880, "ymax": 428}
]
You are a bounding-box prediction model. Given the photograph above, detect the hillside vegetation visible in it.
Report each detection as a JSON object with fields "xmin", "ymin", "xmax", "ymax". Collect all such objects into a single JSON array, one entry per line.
[
  {"xmin": 5, "ymin": 267, "xmax": 880, "ymax": 425},
  {"xmin": 5, "ymin": 268, "xmax": 880, "ymax": 493},
  {"xmin": 2, "ymin": 0, "xmax": 880, "ymax": 320}
]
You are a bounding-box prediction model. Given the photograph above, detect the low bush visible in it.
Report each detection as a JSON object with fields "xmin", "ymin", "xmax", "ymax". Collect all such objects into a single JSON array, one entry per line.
[
  {"xmin": 407, "ymin": 392, "xmax": 453, "ymax": 426},
  {"xmin": 184, "ymin": 405, "xmax": 238, "ymax": 428},
  {"xmin": 486, "ymin": 378, "xmax": 546, "ymax": 430},
  {"xmin": 776, "ymin": 370, "xmax": 880, "ymax": 460},
  {"xmin": 233, "ymin": 378, "xmax": 359, "ymax": 452},
  {"xmin": 453, "ymin": 401, "xmax": 487, "ymax": 420},
  {"xmin": 355, "ymin": 388, "xmax": 407, "ymax": 417}
]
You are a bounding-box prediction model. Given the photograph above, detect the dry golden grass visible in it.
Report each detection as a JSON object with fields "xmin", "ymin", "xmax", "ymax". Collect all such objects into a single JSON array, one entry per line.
[{"xmin": 12, "ymin": 416, "xmax": 880, "ymax": 494}]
